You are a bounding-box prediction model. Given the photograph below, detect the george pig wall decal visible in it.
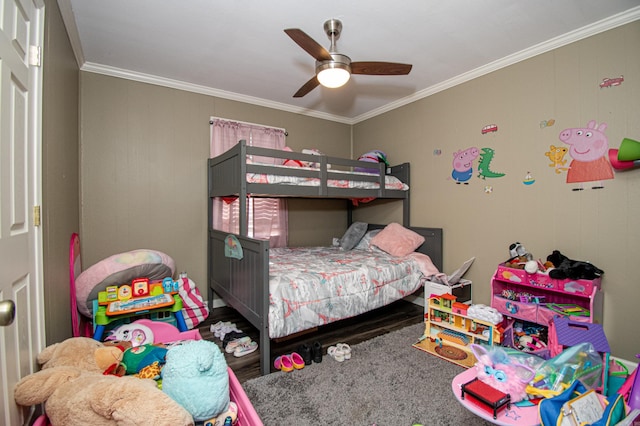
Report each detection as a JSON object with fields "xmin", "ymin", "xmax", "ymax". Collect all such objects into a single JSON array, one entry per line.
[
  {"xmin": 558, "ymin": 120, "xmax": 614, "ymax": 190},
  {"xmin": 451, "ymin": 146, "xmax": 480, "ymax": 184}
]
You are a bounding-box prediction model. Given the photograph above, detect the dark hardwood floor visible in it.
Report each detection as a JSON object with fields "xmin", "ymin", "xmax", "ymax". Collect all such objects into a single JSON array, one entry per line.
[{"xmin": 198, "ymin": 300, "xmax": 424, "ymax": 383}]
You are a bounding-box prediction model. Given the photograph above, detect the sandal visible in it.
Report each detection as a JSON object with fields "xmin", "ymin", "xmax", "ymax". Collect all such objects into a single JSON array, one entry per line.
[
  {"xmin": 233, "ymin": 341, "xmax": 258, "ymax": 357},
  {"xmin": 290, "ymin": 352, "xmax": 305, "ymax": 370},
  {"xmin": 327, "ymin": 345, "xmax": 345, "ymax": 362},
  {"xmin": 274, "ymin": 354, "xmax": 294, "ymax": 372},
  {"xmin": 337, "ymin": 343, "xmax": 351, "ymax": 360}
]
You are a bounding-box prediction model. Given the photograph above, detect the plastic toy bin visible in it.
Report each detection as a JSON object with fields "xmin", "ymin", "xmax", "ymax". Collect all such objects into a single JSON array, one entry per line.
[{"xmin": 228, "ymin": 367, "xmax": 263, "ymax": 425}]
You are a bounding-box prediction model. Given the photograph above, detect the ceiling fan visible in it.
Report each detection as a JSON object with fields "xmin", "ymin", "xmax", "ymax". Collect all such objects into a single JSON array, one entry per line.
[{"xmin": 284, "ymin": 19, "xmax": 413, "ymax": 98}]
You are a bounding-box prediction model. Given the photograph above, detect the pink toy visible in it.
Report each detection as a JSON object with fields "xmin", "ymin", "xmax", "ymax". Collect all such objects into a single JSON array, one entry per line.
[
  {"xmin": 559, "ymin": 120, "xmax": 614, "ymax": 186},
  {"xmin": 105, "ymin": 322, "xmax": 155, "ymax": 347},
  {"xmin": 130, "ymin": 318, "xmax": 202, "ymax": 344},
  {"xmin": 106, "ymin": 319, "xmax": 202, "ymax": 345},
  {"xmin": 470, "ymin": 344, "xmax": 536, "ymax": 403}
]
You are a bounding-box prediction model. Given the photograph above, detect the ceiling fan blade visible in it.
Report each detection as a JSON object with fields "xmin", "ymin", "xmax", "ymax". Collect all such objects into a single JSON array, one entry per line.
[
  {"xmin": 351, "ymin": 62, "xmax": 413, "ymax": 75},
  {"xmin": 293, "ymin": 76, "xmax": 320, "ymax": 98},
  {"xmin": 284, "ymin": 28, "xmax": 332, "ymax": 62}
]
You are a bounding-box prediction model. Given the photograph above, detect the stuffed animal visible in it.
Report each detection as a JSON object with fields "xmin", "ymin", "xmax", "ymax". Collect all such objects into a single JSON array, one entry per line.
[
  {"xmin": 470, "ymin": 343, "xmax": 536, "ymax": 403},
  {"xmin": 546, "ymin": 250, "xmax": 604, "ymax": 280},
  {"xmin": 355, "ymin": 150, "xmax": 389, "ymax": 174},
  {"xmin": 14, "ymin": 337, "xmax": 194, "ymax": 426},
  {"xmin": 121, "ymin": 343, "xmax": 168, "ymax": 375},
  {"xmin": 162, "ymin": 340, "xmax": 230, "ymax": 421}
]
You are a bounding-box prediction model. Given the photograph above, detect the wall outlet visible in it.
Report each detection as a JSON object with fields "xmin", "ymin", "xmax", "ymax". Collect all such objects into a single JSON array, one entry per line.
[{"xmin": 332, "ymin": 237, "xmax": 340, "ymax": 246}]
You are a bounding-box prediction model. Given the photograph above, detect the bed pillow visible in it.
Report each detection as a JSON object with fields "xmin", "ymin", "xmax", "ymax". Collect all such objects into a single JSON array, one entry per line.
[
  {"xmin": 354, "ymin": 229, "xmax": 382, "ymax": 250},
  {"xmin": 75, "ymin": 249, "xmax": 175, "ymax": 318},
  {"xmin": 371, "ymin": 223, "xmax": 425, "ymax": 257},
  {"xmin": 340, "ymin": 222, "xmax": 368, "ymax": 250}
]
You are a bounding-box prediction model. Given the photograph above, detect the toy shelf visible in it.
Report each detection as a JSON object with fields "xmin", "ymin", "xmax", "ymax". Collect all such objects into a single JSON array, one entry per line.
[
  {"xmin": 490, "ymin": 263, "xmax": 604, "ymax": 358},
  {"xmin": 413, "ymin": 295, "xmax": 502, "ymax": 368},
  {"xmin": 491, "ymin": 264, "xmax": 603, "ymax": 325}
]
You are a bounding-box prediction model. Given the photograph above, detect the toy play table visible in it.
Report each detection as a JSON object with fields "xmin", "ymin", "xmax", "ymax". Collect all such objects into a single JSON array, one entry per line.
[
  {"xmin": 92, "ymin": 293, "xmax": 188, "ymax": 341},
  {"xmin": 452, "ymin": 367, "xmax": 540, "ymax": 426}
]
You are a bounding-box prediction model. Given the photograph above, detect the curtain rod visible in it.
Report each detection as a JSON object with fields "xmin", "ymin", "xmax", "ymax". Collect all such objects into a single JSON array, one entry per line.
[{"xmin": 209, "ymin": 116, "xmax": 287, "ymax": 134}]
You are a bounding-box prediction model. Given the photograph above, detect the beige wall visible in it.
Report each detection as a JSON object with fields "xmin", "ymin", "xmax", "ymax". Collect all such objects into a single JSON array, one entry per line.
[
  {"xmin": 354, "ymin": 21, "xmax": 640, "ymax": 361},
  {"xmin": 55, "ymin": 13, "xmax": 638, "ymax": 361},
  {"xmin": 41, "ymin": 0, "xmax": 80, "ymax": 345},
  {"xmin": 78, "ymin": 74, "xmax": 351, "ymax": 296}
]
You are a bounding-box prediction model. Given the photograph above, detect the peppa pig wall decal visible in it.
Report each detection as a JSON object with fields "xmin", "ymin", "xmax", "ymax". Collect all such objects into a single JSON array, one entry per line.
[
  {"xmin": 558, "ymin": 120, "xmax": 614, "ymax": 190},
  {"xmin": 451, "ymin": 146, "xmax": 479, "ymax": 184}
]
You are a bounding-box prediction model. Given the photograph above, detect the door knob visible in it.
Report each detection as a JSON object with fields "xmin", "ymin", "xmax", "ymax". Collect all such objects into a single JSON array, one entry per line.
[{"xmin": 0, "ymin": 300, "xmax": 16, "ymax": 326}]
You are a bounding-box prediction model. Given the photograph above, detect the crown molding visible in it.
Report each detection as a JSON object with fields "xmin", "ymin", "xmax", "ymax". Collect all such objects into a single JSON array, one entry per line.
[
  {"xmin": 352, "ymin": 6, "xmax": 640, "ymax": 124},
  {"xmin": 63, "ymin": 3, "xmax": 639, "ymax": 126},
  {"xmin": 80, "ymin": 62, "xmax": 353, "ymax": 125}
]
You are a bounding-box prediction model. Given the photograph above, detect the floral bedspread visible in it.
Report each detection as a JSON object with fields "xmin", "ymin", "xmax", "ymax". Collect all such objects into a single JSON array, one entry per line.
[
  {"xmin": 267, "ymin": 246, "xmax": 424, "ymax": 338},
  {"xmin": 246, "ymin": 167, "xmax": 409, "ymax": 190}
]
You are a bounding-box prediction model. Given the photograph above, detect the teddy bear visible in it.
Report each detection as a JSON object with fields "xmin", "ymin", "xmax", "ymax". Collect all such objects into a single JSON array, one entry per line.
[{"xmin": 14, "ymin": 337, "xmax": 194, "ymax": 426}]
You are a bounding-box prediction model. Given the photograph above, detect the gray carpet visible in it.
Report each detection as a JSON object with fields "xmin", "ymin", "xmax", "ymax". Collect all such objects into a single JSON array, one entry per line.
[{"xmin": 242, "ymin": 323, "xmax": 494, "ymax": 426}]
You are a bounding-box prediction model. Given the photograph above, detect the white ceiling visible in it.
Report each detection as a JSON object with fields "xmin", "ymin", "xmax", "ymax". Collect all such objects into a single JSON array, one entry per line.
[{"xmin": 58, "ymin": 0, "xmax": 640, "ymax": 124}]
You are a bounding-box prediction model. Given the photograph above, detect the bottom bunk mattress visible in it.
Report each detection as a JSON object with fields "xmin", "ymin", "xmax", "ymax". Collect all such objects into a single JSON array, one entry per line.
[{"xmin": 267, "ymin": 246, "xmax": 425, "ymax": 339}]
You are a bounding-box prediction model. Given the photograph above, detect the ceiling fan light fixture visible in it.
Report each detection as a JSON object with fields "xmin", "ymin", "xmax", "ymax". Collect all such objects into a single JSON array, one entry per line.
[{"xmin": 317, "ymin": 61, "xmax": 351, "ymax": 88}]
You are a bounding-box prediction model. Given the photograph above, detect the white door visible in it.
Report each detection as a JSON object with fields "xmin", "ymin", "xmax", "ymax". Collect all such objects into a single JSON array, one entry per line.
[{"xmin": 0, "ymin": 0, "xmax": 45, "ymax": 424}]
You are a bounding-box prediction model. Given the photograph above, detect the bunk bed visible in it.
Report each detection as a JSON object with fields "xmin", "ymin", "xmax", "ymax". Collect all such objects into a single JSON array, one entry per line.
[{"xmin": 208, "ymin": 140, "xmax": 443, "ymax": 375}]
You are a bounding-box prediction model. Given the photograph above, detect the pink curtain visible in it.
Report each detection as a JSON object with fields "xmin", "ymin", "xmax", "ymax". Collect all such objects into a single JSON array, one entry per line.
[{"xmin": 210, "ymin": 118, "xmax": 288, "ymax": 247}]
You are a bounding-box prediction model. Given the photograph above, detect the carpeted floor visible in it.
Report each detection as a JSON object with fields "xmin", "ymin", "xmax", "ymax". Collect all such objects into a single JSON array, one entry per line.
[{"xmin": 242, "ymin": 322, "xmax": 494, "ymax": 426}]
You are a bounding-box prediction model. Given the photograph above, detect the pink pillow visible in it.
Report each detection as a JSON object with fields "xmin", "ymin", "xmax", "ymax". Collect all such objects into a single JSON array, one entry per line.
[{"xmin": 371, "ymin": 223, "xmax": 425, "ymax": 257}]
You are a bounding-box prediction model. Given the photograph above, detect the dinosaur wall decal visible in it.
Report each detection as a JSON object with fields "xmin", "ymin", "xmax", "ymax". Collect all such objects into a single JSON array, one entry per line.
[{"xmin": 477, "ymin": 147, "xmax": 505, "ymax": 179}]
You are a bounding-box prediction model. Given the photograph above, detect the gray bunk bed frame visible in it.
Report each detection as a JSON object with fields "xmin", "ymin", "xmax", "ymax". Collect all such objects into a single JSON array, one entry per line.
[{"xmin": 207, "ymin": 140, "xmax": 443, "ymax": 375}]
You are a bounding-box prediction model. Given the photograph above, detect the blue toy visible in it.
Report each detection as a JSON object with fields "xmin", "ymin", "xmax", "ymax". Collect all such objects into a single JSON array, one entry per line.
[{"xmin": 162, "ymin": 340, "xmax": 230, "ymax": 421}]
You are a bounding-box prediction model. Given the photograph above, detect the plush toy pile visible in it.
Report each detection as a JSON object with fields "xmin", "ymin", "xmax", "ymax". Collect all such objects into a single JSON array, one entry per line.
[
  {"xmin": 14, "ymin": 337, "xmax": 233, "ymax": 426},
  {"xmin": 503, "ymin": 243, "xmax": 604, "ymax": 280},
  {"xmin": 13, "ymin": 337, "xmax": 194, "ymax": 426}
]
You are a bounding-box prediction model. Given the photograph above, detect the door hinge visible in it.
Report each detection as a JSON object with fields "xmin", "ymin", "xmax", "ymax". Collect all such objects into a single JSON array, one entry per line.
[
  {"xmin": 29, "ymin": 45, "xmax": 41, "ymax": 67},
  {"xmin": 33, "ymin": 205, "xmax": 41, "ymax": 227}
]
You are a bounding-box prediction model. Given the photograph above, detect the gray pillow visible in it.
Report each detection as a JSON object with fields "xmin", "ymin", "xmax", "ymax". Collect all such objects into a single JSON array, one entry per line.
[
  {"xmin": 340, "ymin": 222, "xmax": 368, "ymax": 250},
  {"xmin": 354, "ymin": 229, "xmax": 382, "ymax": 251}
]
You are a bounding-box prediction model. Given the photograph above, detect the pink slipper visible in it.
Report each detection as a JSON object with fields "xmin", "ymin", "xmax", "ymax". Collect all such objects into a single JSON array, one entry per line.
[
  {"xmin": 274, "ymin": 354, "xmax": 294, "ymax": 372},
  {"xmin": 290, "ymin": 352, "xmax": 305, "ymax": 370}
]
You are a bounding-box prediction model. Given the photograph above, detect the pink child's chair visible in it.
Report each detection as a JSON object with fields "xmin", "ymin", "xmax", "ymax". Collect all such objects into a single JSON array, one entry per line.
[{"xmin": 70, "ymin": 233, "xmax": 93, "ymax": 337}]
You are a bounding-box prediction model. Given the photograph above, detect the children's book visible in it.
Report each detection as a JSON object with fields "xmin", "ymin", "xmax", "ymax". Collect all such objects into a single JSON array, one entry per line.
[{"xmin": 560, "ymin": 390, "xmax": 605, "ymax": 426}]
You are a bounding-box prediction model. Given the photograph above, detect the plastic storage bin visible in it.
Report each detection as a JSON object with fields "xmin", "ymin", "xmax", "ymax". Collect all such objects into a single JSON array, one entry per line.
[
  {"xmin": 36, "ymin": 368, "xmax": 261, "ymax": 426},
  {"xmin": 228, "ymin": 367, "xmax": 262, "ymax": 425}
]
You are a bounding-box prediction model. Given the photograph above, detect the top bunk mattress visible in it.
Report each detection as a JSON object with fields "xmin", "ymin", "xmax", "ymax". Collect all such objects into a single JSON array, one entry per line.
[{"xmin": 267, "ymin": 246, "xmax": 424, "ymax": 339}]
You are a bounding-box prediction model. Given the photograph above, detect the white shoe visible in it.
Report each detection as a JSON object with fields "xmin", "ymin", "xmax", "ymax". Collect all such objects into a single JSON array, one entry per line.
[
  {"xmin": 327, "ymin": 345, "xmax": 345, "ymax": 362},
  {"xmin": 337, "ymin": 343, "xmax": 351, "ymax": 360},
  {"xmin": 233, "ymin": 341, "xmax": 258, "ymax": 357}
]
